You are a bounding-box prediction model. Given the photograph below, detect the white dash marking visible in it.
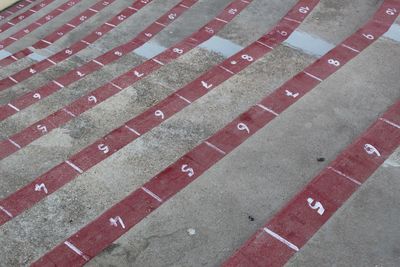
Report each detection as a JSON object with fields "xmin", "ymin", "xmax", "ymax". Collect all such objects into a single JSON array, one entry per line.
[
  {"xmin": 142, "ymin": 187, "xmax": 163, "ymax": 202},
  {"xmin": 41, "ymin": 39, "xmax": 52, "ymax": 45},
  {"xmin": 62, "ymin": 108, "xmax": 76, "ymax": 117},
  {"xmin": 10, "ymin": 55, "xmax": 18, "ymax": 60},
  {"xmin": 264, "ymin": 227, "xmax": 299, "ymax": 251},
  {"xmin": 92, "ymin": 59, "xmax": 104, "ymax": 66},
  {"xmin": 64, "ymin": 241, "xmax": 89, "ymax": 261},
  {"xmin": 7, "ymin": 21, "xmax": 15, "ymax": 25},
  {"xmin": 8, "ymin": 138, "xmax": 21, "ymax": 149},
  {"xmin": 34, "ymin": 22, "xmax": 42, "ymax": 26},
  {"xmin": 105, "ymin": 22, "xmax": 116, "ymax": 28},
  {"xmin": 257, "ymin": 104, "xmax": 279, "ymax": 116},
  {"xmin": 81, "ymin": 40, "xmax": 91, "ymax": 45},
  {"xmin": 341, "ymin": 44, "xmax": 360, "ymax": 53},
  {"xmin": 7, "ymin": 103, "xmax": 20, "ymax": 111},
  {"xmin": 0, "ymin": 206, "xmax": 13, "ymax": 218},
  {"xmin": 8, "ymin": 36, "xmax": 18, "ymax": 41},
  {"xmin": 205, "ymin": 141, "xmax": 226, "ymax": 155},
  {"xmin": 9, "ymin": 76, "xmax": 18, "ymax": 84},
  {"xmin": 152, "ymin": 58, "xmax": 165, "ymax": 66},
  {"xmin": 328, "ymin": 167, "xmax": 362, "ymax": 186},
  {"xmin": 47, "ymin": 58, "xmax": 57, "ymax": 65},
  {"xmin": 53, "ymin": 80, "xmax": 65, "ymax": 88},
  {"xmin": 66, "ymin": 23, "xmax": 76, "ymax": 28},
  {"xmin": 29, "ymin": 9, "xmax": 36, "ymax": 13},
  {"xmin": 124, "ymin": 125, "xmax": 141, "ymax": 136},
  {"xmin": 128, "ymin": 6, "xmax": 139, "ymax": 11},
  {"xmin": 216, "ymin": 17, "xmax": 228, "ymax": 23},
  {"xmin": 155, "ymin": 21, "xmax": 166, "ymax": 27},
  {"xmin": 256, "ymin": 40, "xmax": 274, "ymax": 49},
  {"xmin": 65, "ymin": 160, "xmax": 83, "ymax": 174},
  {"xmin": 89, "ymin": 8, "xmax": 98, "ymax": 13},
  {"xmin": 175, "ymin": 93, "xmax": 191, "ymax": 104},
  {"xmin": 179, "ymin": 4, "xmax": 190, "ymax": 8},
  {"xmin": 219, "ymin": 65, "xmax": 234, "ymax": 74},
  {"xmin": 110, "ymin": 82, "xmax": 123, "ymax": 90},
  {"xmin": 57, "ymin": 8, "xmax": 64, "ymax": 12},
  {"xmin": 379, "ymin": 118, "xmax": 400, "ymax": 129},
  {"xmin": 283, "ymin": 17, "xmax": 301, "ymax": 24},
  {"xmin": 304, "ymin": 71, "xmax": 323, "ymax": 82}
]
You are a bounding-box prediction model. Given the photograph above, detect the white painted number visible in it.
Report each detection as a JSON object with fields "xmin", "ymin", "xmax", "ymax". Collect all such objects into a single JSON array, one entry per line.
[
  {"xmin": 181, "ymin": 164, "xmax": 194, "ymax": 177},
  {"xmin": 228, "ymin": 8, "xmax": 238, "ymax": 15},
  {"xmin": 241, "ymin": 54, "xmax": 254, "ymax": 62},
  {"xmin": 364, "ymin": 144, "xmax": 381, "ymax": 157},
  {"xmin": 307, "ymin": 197, "xmax": 325, "ymax": 215},
  {"xmin": 76, "ymin": 71, "xmax": 85, "ymax": 77},
  {"xmin": 109, "ymin": 216, "xmax": 125, "ymax": 229},
  {"xmin": 278, "ymin": 30, "xmax": 288, "ymax": 36},
  {"xmin": 35, "ymin": 183, "xmax": 48, "ymax": 194},
  {"xmin": 299, "ymin": 6, "xmax": 310, "ymax": 14},
  {"xmin": 98, "ymin": 144, "xmax": 109, "ymax": 154},
  {"xmin": 386, "ymin": 8, "xmax": 397, "ymax": 15},
  {"xmin": 362, "ymin": 33, "xmax": 375, "ymax": 40},
  {"xmin": 173, "ymin": 48, "xmax": 183, "ymax": 54},
  {"xmin": 88, "ymin": 95, "xmax": 97, "ymax": 103},
  {"xmin": 205, "ymin": 27, "xmax": 214, "ymax": 34},
  {"xmin": 201, "ymin": 80, "xmax": 212, "ymax": 89},
  {"xmin": 37, "ymin": 124, "xmax": 48, "ymax": 134},
  {"xmin": 237, "ymin": 123, "xmax": 250, "ymax": 134},
  {"xmin": 328, "ymin": 59, "xmax": 340, "ymax": 67},
  {"xmin": 155, "ymin": 110, "xmax": 165, "ymax": 119},
  {"xmin": 134, "ymin": 70, "xmax": 144, "ymax": 77},
  {"xmin": 285, "ymin": 90, "xmax": 299, "ymax": 98},
  {"xmin": 33, "ymin": 93, "xmax": 41, "ymax": 99},
  {"xmin": 168, "ymin": 13, "xmax": 177, "ymax": 20}
]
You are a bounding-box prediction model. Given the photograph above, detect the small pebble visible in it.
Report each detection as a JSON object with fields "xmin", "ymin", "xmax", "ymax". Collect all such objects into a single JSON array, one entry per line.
[{"xmin": 187, "ymin": 228, "xmax": 196, "ymax": 236}]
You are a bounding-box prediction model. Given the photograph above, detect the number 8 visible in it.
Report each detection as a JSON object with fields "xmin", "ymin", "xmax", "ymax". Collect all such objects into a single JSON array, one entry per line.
[
  {"xmin": 328, "ymin": 59, "xmax": 340, "ymax": 67},
  {"xmin": 241, "ymin": 54, "xmax": 253, "ymax": 62}
]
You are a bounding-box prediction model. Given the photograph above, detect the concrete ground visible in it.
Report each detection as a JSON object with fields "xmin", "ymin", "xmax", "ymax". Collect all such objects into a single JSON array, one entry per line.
[{"xmin": 0, "ymin": 0, "xmax": 399, "ymax": 266}]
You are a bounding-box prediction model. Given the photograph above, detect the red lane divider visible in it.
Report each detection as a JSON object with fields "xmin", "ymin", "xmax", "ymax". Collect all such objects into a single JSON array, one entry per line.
[
  {"xmin": 31, "ymin": 0, "xmax": 400, "ymax": 265},
  {"xmin": 0, "ymin": 0, "xmax": 114, "ymax": 68},
  {"xmin": 0, "ymin": 0, "xmax": 53, "ymax": 35},
  {"xmin": 0, "ymin": 0, "xmax": 255, "ymax": 225},
  {"xmin": 0, "ymin": 0, "xmax": 36, "ymax": 23},
  {"xmin": 0, "ymin": 0, "xmax": 200, "ymax": 160},
  {"xmin": 222, "ymin": 107, "xmax": 400, "ymax": 267},
  {"xmin": 26, "ymin": 1, "xmax": 320, "ymax": 265},
  {"xmin": 0, "ymin": 0, "xmax": 154, "ymax": 92},
  {"xmin": 0, "ymin": 0, "xmax": 85, "ymax": 54}
]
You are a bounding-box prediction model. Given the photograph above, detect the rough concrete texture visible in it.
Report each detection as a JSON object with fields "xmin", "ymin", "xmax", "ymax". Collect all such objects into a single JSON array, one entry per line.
[{"xmin": 0, "ymin": 0, "xmax": 399, "ymax": 266}]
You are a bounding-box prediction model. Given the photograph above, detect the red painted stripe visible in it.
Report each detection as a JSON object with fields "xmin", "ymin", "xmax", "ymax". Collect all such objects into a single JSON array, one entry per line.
[
  {"xmin": 0, "ymin": 0, "xmax": 257, "ymax": 221},
  {"xmin": 0, "ymin": 0, "xmax": 85, "ymax": 51},
  {"xmin": 0, "ymin": 0, "xmax": 53, "ymax": 35},
  {"xmin": 0, "ymin": 0, "xmax": 154, "ymax": 92},
  {"xmin": 0, "ymin": 0, "xmax": 36, "ymax": 23},
  {"xmin": 27, "ymin": 1, "xmax": 320, "ymax": 265},
  {"xmin": 32, "ymin": 0, "xmax": 400, "ymax": 265},
  {"xmin": 0, "ymin": 0, "xmax": 114, "ymax": 68}
]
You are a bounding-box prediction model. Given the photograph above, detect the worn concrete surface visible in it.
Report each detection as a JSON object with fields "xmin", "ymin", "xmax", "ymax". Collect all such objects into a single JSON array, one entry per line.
[{"xmin": 0, "ymin": 0, "xmax": 399, "ymax": 266}]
